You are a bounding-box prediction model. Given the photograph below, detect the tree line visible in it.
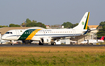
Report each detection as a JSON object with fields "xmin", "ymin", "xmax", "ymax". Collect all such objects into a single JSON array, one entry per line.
[
  {"xmin": 0, "ymin": 18, "xmax": 79, "ymax": 28},
  {"xmin": 0, "ymin": 18, "xmax": 46, "ymax": 28},
  {"xmin": 62, "ymin": 22, "xmax": 78, "ymax": 28},
  {"xmin": 97, "ymin": 21, "xmax": 105, "ymax": 38}
]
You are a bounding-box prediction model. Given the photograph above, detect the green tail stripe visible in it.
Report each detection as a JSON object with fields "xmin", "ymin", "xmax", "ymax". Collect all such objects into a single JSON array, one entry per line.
[
  {"xmin": 84, "ymin": 17, "xmax": 87, "ymax": 29},
  {"xmin": 84, "ymin": 13, "xmax": 89, "ymax": 29},
  {"xmin": 18, "ymin": 29, "xmax": 36, "ymax": 40}
]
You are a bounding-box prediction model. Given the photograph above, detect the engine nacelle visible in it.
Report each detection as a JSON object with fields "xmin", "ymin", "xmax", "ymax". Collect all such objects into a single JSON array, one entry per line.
[{"xmin": 40, "ymin": 37, "xmax": 51, "ymax": 44}]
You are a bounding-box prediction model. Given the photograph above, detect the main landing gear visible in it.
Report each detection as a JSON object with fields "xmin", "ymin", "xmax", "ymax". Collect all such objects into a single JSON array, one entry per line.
[
  {"xmin": 39, "ymin": 38, "xmax": 44, "ymax": 45},
  {"xmin": 22, "ymin": 40, "xmax": 33, "ymax": 44}
]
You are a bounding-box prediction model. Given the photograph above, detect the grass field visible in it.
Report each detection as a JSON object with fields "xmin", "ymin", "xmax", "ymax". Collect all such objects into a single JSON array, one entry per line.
[{"xmin": 0, "ymin": 47, "xmax": 105, "ymax": 66}]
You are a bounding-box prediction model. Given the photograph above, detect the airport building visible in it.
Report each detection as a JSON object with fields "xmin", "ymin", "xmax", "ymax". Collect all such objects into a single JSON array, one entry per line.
[{"xmin": 70, "ymin": 25, "xmax": 98, "ymax": 44}]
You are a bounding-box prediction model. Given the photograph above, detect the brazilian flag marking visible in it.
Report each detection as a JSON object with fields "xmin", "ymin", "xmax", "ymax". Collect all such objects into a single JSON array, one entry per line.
[
  {"xmin": 84, "ymin": 12, "xmax": 90, "ymax": 29},
  {"xmin": 18, "ymin": 29, "xmax": 41, "ymax": 40},
  {"xmin": 82, "ymin": 22, "xmax": 84, "ymax": 25}
]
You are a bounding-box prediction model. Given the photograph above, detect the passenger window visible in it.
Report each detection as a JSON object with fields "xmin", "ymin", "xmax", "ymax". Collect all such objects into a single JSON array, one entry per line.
[{"xmin": 25, "ymin": 32, "xmax": 27, "ymax": 34}]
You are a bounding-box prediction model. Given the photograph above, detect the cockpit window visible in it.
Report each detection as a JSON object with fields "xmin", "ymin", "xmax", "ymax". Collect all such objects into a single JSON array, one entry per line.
[{"xmin": 5, "ymin": 32, "xmax": 12, "ymax": 34}]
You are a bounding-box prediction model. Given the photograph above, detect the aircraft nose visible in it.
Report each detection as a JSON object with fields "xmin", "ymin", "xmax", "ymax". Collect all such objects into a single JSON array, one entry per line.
[
  {"xmin": 2, "ymin": 35, "xmax": 6, "ymax": 40},
  {"xmin": 2, "ymin": 36, "xmax": 4, "ymax": 40}
]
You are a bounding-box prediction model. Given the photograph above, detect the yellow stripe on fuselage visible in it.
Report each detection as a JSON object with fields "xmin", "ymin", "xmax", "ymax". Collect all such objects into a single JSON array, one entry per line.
[
  {"xmin": 85, "ymin": 12, "xmax": 90, "ymax": 29},
  {"xmin": 26, "ymin": 29, "xmax": 41, "ymax": 40}
]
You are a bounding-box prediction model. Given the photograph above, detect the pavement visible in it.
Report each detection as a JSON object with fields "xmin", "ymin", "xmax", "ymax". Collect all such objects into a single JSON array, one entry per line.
[{"xmin": 0, "ymin": 44, "xmax": 105, "ymax": 47}]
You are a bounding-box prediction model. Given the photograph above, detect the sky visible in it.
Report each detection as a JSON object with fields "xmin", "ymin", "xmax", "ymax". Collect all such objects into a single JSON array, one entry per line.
[{"xmin": 0, "ymin": 0, "xmax": 105, "ymax": 26}]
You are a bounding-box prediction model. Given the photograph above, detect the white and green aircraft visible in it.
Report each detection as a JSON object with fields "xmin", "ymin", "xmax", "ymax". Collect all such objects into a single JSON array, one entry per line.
[{"xmin": 2, "ymin": 12, "xmax": 90, "ymax": 45}]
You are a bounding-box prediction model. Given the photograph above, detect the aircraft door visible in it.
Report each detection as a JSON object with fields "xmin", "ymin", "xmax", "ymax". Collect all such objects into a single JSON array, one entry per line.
[
  {"xmin": 73, "ymin": 30, "xmax": 76, "ymax": 36},
  {"xmin": 43, "ymin": 30, "xmax": 46, "ymax": 35},
  {"xmin": 15, "ymin": 30, "xmax": 20, "ymax": 38}
]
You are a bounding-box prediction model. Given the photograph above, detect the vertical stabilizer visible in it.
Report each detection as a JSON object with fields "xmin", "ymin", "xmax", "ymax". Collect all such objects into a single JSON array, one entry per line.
[
  {"xmin": 100, "ymin": 36, "xmax": 105, "ymax": 40},
  {"xmin": 73, "ymin": 12, "xmax": 90, "ymax": 30}
]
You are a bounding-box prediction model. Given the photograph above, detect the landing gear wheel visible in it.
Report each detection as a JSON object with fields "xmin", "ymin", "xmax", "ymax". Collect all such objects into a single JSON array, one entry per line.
[
  {"xmin": 11, "ymin": 44, "xmax": 14, "ymax": 45},
  {"xmin": 22, "ymin": 40, "xmax": 33, "ymax": 44},
  {"xmin": 51, "ymin": 42, "xmax": 56, "ymax": 45},
  {"xmin": 90, "ymin": 43, "xmax": 93, "ymax": 45},
  {"xmin": 39, "ymin": 41, "xmax": 43, "ymax": 45},
  {"xmin": 10, "ymin": 40, "xmax": 14, "ymax": 45}
]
